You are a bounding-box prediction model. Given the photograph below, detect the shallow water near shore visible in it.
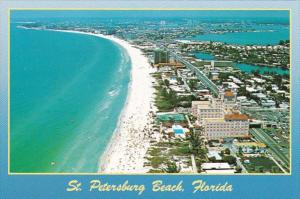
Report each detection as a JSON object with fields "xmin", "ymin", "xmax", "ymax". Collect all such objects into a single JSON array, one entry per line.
[{"xmin": 10, "ymin": 25, "xmax": 131, "ymax": 172}]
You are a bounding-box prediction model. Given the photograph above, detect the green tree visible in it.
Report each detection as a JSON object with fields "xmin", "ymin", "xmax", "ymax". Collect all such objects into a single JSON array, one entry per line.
[
  {"xmin": 251, "ymin": 70, "xmax": 260, "ymax": 76},
  {"xmin": 238, "ymin": 86, "xmax": 247, "ymax": 97},
  {"xmin": 164, "ymin": 79, "xmax": 170, "ymax": 86},
  {"xmin": 177, "ymin": 77, "xmax": 183, "ymax": 85},
  {"xmin": 223, "ymin": 155, "xmax": 237, "ymax": 165},
  {"xmin": 167, "ymin": 90, "xmax": 179, "ymax": 107},
  {"xmin": 188, "ymin": 79, "xmax": 198, "ymax": 91},
  {"xmin": 224, "ymin": 148, "xmax": 231, "ymax": 155},
  {"xmin": 162, "ymin": 161, "xmax": 181, "ymax": 173},
  {"xmin": 218, "ymin": 72, "xmax": 230, "ymax": 81},
  {"xmin": 238, "ymin": 147, "xmax": 243, "ymax": 155},
  {"xmin": 273, "ymin": 75, "xmax": 283, "ymax": 88},
  {"xmin": 236, "ymin": 166, "xmax": 242, "ymax": 173},
  {"xmin": 279, "ymin": 40, "xmax": 285, "ymax": 45},
  {"xmin": 161, "ymin": 87, "xmax": 168, "ymax": 97},
  {"xmin": 188, "ymin": 127, "xmax": 205, "ymax": 156}
]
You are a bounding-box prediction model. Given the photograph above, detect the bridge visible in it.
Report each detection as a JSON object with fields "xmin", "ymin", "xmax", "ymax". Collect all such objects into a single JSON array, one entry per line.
[{"xmin": 170, "ymin": 52, "xmax": 220, "ymax": 96}]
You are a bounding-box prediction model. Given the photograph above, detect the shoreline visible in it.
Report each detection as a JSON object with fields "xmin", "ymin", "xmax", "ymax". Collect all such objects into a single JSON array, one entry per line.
[
  {"xmin": 43, "ymin": 28, "xmax": 155, "ymax": 173},
  {"xmin": 95, "ymin": 32, "xmax": 155, "ymax": 173}
]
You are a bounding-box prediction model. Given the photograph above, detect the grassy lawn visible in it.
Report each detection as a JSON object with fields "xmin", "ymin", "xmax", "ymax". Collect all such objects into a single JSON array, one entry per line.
[
  {"xmin": 168, "ymin": 143, "xmax": 191, "ymax": 156},
  {"xmin": 146, "ymin": 140, "xmax": 191, "ymax": 170},
  {"xmin": 154, "ymin": 86, "xmax": 176, "ymax": 111},
  {"xmin": 243, "ymin": 156, "xmax": 282, "ymax": 173},
  {"xmin": 148, "ymin": 169, "xmax": 164, "ymax": 173},
  {"xmin": 148, "ymin": 147, "xmax": 162, "ymax": 156},
  {"xmin": 147, "ymin": 156, "xmax": 167, "ymax": 169}
]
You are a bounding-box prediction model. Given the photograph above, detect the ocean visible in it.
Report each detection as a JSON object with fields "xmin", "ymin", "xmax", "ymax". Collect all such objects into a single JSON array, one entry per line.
[{"xmin": 10, "ymin": 25, "xmax": 131, "ymax": 173}]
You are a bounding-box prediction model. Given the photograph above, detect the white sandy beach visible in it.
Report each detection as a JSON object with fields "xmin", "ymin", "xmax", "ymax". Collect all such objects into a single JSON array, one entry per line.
[
  {"xmin": 95, "ymin": 32, "xmax": 155, "ymax": 173},
  {"xmin": 100, "ymin": 34, "xmax": 156, "ymax": 173},
  {"xmin": 51, "ymin": 29, "xmax": 155, "ymax": 173}
]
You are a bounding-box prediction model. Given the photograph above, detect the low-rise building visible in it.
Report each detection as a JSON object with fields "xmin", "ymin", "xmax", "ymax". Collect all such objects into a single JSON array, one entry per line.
[
  {"xmin": 233, "ymin": 142, "xmax": 267, "ymax": 154},
  {"xmin": 261, "ymin": 99, "xmax": 276, "ymax": 108},
  {"xmin": 207, "ymin": 150, "xmax": 222, "ymax": 161},
  {"xmin": 201, "ymin": 162, "xmax": 235, "ymax": 174}
]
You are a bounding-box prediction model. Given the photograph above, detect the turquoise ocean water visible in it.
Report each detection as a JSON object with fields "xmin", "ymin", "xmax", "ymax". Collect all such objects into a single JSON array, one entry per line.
[{"xmin": 10, "ymin": 25, "xmax": 131, "ymax": 173}]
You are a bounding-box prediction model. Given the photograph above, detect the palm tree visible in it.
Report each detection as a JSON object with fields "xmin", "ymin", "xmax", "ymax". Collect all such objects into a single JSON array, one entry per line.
[
  {"xmin": 168, "ymin": 90, "xmax": 179, "ymax": 107},
  {"xmin": 164, "ymin": 79, "xmax": 170, "ymax": 86},
  {"xmin": 188, "ymin": 127, "xmax": 204, "ymax": 155},
  {"xmin": 188, "ymin": 79, "xmax": 198, "ymax": 91}
]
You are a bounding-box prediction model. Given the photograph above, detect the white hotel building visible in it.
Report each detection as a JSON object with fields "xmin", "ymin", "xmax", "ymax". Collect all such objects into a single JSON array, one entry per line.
[{"xmin": 192, "ymin": 90, "xmax": 249, "ymax": 140}]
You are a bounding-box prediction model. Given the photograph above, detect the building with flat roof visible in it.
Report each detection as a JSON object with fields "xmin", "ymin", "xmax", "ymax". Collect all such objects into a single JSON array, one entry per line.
[
  {"xmin": 154, "ymin": 49, "xmax": 170, "ymax": 64},
  {"xmin": 191, "ymin": 101, "xmax": 208, "ymax": 117},
  {"xmin": 207, "ymin": 150, "xmax": 222, "ymax": 161},
  {"xmin": 192, "ymin": 90, "xmax": 249, "ymax": 140},
  {"xmin": 203, "ymin": 114, "xmax": 249, "ymax": 139},
  {"xmin": 202, "ymin": 162, "xmax": 232, "ymax": 169},
  {"xmin": 201, "ymin": 162, "xmax": 235, "ymax": 174},
  {"xmin": 233, "ymin": 142, "xmax": 267, "ymax": 154}
]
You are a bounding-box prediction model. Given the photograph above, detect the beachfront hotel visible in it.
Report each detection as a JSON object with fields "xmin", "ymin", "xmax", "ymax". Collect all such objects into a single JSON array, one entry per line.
[
  {"xmin": 202, "ymin": 113, "xmax": 249, "ymax": 140},
  {"xmin": 154, "ymin": 49, "xmax": 170, "ymax": 64},
  {"xmin": 192, "ymin": 90, "xmax": 249, "ymax": 140}
]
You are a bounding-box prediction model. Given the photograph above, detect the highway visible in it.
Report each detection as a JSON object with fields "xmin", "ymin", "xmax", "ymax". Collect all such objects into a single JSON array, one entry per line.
[
  {"xmin": 250, "ymin": 128, "xmax": 290, "ymax": 171},
  {"xmin": 170, "ymin": 52, "xmax": 219, "ymax": 96},
  {"xmin": 242, "ymin": 107, "xmax": 288, "ymax": 111}
]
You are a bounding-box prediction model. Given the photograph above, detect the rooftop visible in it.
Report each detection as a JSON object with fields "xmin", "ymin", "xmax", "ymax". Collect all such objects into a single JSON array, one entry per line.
[
  {"xmin": 234, "ymin": 142, "xmax": 267, "ymax": 148},
  {"xmin": 192, "ymin": 100, "xmax": 212, "ymax": 109},
  {"xmin": 202, "ymin": 162, "xmax": 232, "ymax": 170},
  {"xmin": 224, "ymin": 91, "xmax": 234, "ymax": 97},
  {"xmin": 207, "ymin": 151, "xmax": 222, "ymax": 160},
  {"xmin": 225, "ymin": 113, "xmax": 249, "ymax": 121},
  {"xmin": 204, "ymin": 118, "xmax": 225, "ymax": 123},
  {"xmin": 192, "ymin": 101, "xmax": 210, "ymax": 106},
  {"xmin": 203, "ymin": 169, "xmax": 236, "ymax": 174}
]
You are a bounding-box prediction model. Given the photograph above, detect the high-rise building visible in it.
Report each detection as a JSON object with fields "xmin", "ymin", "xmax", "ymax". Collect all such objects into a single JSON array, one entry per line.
[
  {"xmin": 192, "ymin": 90, "xmax": 249, "ymax": 140},
  {"xmin": 202, "ymin": 114, "xmax": 249, "ymax": 140},
  {"xmin": 154, "ymin": 49, "xmax": 170, "ymax": 64}
]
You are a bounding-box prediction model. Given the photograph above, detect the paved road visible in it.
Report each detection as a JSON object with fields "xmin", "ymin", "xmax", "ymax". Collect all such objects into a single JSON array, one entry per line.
[
  {"xmin": 170, "ymin": 52, "xmax": 219, "ymax": 96},
  {"xmin": 228, "ymin": 145, "xmax": 247, "ymax": 173},
  {"xmin": 268, "ymin": 154, "xmax": 287, "ymax": 173},
  {"xmin": 242, "ymin": 107, "xmax": 288, "ymax": 111},
  {"xmin": 177, "ymin": 70, "xmax": 191, "ymax": 92},
  {"xmin": 250, "ymin": 128, "xmax": 290, "ymax": 171}
]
